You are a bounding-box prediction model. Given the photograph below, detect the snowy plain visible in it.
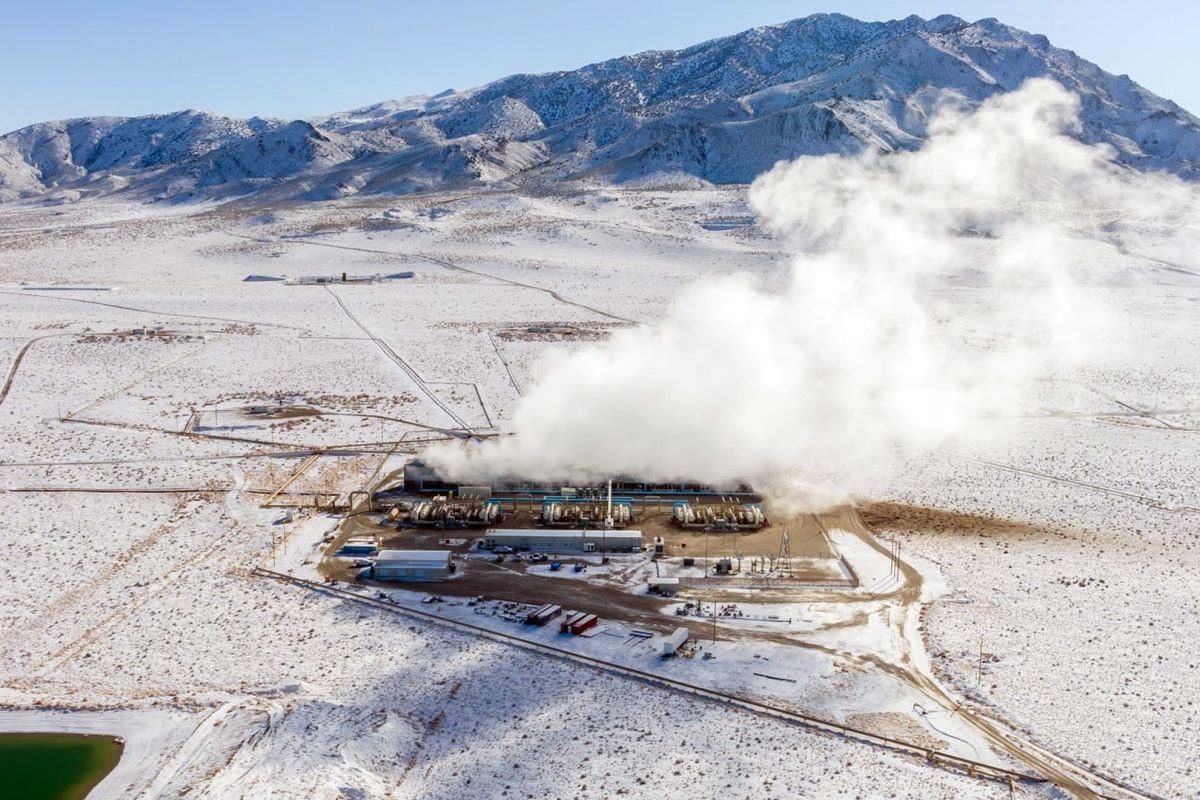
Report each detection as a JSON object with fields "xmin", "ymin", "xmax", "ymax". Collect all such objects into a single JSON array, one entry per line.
[{"xmin": 0, "ymin": 184, "xmax": 1196, "ymax": 799}]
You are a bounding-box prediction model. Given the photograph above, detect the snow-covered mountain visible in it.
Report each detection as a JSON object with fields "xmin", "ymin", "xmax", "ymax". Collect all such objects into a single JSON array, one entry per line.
[{"xmin": 3, "ymin": 13, "xmax": 1198, "ymax": 203}]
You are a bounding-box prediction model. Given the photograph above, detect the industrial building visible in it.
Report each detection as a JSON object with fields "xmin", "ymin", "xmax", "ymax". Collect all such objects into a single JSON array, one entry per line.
[
  {"xmin": 399, "ymin": 460, "xmax": 757, "ymax": 499},
  {"xmin": 399, "ymin": 461, "xmax": 460, "ymax": 495},
  {"xmin": 372, "ymin": 550, "xmax": 452, "ymax": 581},
  {"xmin": 482, "ymin": 528, "xmax": 643, "ymax": 553},
  {"xmin": 337, "ymin": 538, "xmax": 378, "ymax": 557}
]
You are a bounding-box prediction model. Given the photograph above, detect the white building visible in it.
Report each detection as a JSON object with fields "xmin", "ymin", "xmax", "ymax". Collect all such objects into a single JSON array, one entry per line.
[
  {"xmin": 482, "ymin": 529, "xmax": 643, "ymax": 553},
  {"xmin": 373, "ymin": 550, "xmax": 452, "ymax": 580}
]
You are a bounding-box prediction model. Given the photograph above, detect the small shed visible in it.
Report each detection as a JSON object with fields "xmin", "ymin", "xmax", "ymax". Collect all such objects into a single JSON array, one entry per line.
[
  {"xmin": 338, "ymin": 539, "xmax": 378, "ymax": 556},
  {"xmin": 374, "ymin": 550, "xmax": 452, "ymax": 581}
]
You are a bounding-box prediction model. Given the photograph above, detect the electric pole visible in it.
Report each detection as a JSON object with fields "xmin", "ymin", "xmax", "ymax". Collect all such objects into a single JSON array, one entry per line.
[{"xmin": 977, "ymin": 637, "xmax": 984, "ymax": 686}]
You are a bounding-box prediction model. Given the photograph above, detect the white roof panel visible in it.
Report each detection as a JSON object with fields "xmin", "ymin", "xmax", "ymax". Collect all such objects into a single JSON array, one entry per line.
[
  {"xmin": 376, "ymin": 549, "xmax": 451, "ymax": 566},
  {"xmin": 486, "ymin": 529, "xmax": 642, "ymax": 539}
]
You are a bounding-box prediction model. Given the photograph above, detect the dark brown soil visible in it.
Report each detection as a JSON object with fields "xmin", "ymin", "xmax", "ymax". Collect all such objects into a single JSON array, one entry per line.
[{"xmin": 859, "ymin": 501, "xmax": 1042, "ymax": 539}]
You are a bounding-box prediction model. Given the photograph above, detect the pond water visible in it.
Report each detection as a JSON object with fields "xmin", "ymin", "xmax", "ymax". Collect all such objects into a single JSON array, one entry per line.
[{"xmin": 0, "ymin": 732, "xmax": 123, "ymax": 800}]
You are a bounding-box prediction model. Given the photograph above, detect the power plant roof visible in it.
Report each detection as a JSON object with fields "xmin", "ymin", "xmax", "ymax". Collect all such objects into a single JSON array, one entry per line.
[
  {"xmin": 375, "ymin": 549, "xmax": 452, "ymax": 567},
  {"xmin": 486, "ymin": 529, "xmax": 642, "ymax": 539}
]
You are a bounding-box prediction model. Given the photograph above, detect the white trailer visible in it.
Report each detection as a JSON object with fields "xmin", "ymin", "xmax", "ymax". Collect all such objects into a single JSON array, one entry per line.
[
  {"xmin": 660, "ymin": 626, "xmax": 690, "ymax": 657},
  {"xmin": 647, "ymin": 577, "xmax": 680, "ymax": 596}
]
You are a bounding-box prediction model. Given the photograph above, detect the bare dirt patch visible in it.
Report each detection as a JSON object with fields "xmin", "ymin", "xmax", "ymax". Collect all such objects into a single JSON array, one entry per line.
[
  {"xmin": 859, "ymin": 501, "xmax": 1043, "ymax": 539},
  {"xmin": 845, "ymin": 712, "xmax": 949, "ymax": 751}
]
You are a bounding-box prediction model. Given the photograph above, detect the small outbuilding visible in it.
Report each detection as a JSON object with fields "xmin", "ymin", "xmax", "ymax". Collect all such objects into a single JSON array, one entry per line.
[
  {"xmin": 373, "ymin": 549, "xmax": 452, "ymax": 581},
  {"xmin": 338, "ymin": 539, "xmax": 378, "ymax": 556}
]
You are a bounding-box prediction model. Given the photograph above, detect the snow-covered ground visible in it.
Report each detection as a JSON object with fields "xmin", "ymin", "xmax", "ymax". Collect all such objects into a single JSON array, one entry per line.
[{"xmin": 0, "ymin": 186, "xmax": 1196, "ymax": 798}]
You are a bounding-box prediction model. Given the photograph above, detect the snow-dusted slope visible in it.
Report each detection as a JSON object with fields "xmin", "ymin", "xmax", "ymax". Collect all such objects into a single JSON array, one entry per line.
[{"xmin": 3, "ymin": 13, "xmax": 1198, "ymax": 203}]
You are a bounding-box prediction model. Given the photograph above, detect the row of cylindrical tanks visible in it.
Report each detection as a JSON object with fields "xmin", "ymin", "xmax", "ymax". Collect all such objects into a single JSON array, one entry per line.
[
  {"xmin": 540, "ymin": 501, "xmax": 633, "ymax": 528},
  {"xmin": 410, "ymin": 496, "xmax": 503, "ymax": 527},
  {"xmin": 670, "ymin": 502, "xmax": 768, "ymax": 530}
]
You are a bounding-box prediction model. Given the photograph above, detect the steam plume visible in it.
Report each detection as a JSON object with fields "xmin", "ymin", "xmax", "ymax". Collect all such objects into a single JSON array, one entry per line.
[{"xmin": 426, "ymin": 79, "xmax": 1198, "ymax": 506}]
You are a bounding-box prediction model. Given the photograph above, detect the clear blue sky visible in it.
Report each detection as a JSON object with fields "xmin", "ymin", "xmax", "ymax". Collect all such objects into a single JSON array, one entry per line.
[{"xmin": 1, "ymin": 0, "xmax": 1196, "ymax": 133}]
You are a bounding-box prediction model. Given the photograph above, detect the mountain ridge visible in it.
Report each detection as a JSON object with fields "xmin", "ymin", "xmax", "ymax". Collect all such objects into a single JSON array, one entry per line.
[{"xmin": 3, "ymin": 12, "xmax": 1197, "ymax": 204}]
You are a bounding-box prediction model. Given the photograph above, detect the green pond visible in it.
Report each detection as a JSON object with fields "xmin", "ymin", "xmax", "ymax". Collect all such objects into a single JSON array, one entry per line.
[{"xmin": 0, "ymin": 733, "xmax": 123, "ymax": 800}]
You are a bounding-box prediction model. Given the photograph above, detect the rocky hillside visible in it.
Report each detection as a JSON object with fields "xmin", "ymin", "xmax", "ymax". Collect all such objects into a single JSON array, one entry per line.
[{"xmin": 2, "ymin": 13, "xmax": 1197, "ymax": 203}]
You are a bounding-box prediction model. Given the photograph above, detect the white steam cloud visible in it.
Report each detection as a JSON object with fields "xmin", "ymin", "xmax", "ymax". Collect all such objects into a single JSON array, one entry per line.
[{"xmin": 427, "ymin": 79, "xmax": 1198, "ymax": 505}]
